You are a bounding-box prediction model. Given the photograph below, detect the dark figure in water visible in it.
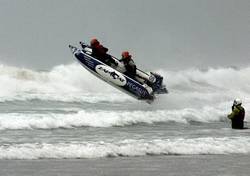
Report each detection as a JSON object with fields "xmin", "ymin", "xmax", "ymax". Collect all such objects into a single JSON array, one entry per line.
[{"xmin": 227, "ymin": 99, "xmax": 245, "ymax": 129}]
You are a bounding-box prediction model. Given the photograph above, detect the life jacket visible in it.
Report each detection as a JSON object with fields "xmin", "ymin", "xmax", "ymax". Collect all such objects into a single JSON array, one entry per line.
[
  {"xmin": 122, "ymin": 58, "xmax": 136, "ymax": 76},
  {"xmin": 92, "ymin": 44, "xmax": 108, "ymax": 58},
  {"xmin": 91, "ymin": 44, "xmax": 114, "ymax": 65}
]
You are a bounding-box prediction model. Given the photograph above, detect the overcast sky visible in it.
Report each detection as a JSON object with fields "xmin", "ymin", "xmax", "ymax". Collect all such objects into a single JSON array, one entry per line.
[{"xmin": 0, "ymin": 0, "xmax": 249, "ymax": 70}]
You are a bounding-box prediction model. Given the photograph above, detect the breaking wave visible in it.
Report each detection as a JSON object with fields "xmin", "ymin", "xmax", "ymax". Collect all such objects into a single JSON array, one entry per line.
[
  {"xmin": 1, "ymin": 63, "xmax": 250, "ymax": 104},
  {"xmin": 1, "ymin": 63, "xmax": 250, "ymax": 129},
  {"xmin": 1, "ymin": 137, "xmax": 250, "ymax": 159},
  {"xmin": 0, "ymin": 64, "xmax": 130, "ymax": 103},
  {"xmin": 0, "ymin": 107, "xmax": 242, "ymax": 130},
  {"xmin": 1, "ymin": 63, "xmax": 250, "ymax": 160}
]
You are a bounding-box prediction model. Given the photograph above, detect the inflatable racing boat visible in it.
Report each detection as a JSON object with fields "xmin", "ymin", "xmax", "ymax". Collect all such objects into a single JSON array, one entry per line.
[{"xmin": 69, "ymin": 42, "xmax": 167, "ymax": 102}]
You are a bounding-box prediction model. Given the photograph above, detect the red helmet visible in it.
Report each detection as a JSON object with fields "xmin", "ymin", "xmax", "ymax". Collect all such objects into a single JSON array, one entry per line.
[
  {"xmin": 122, "ymin": 51, "xmax": 131, "ymax": 59},
  {"xmin": 90, "ymin": 38, "xmax": 99, "ymax": 46}
]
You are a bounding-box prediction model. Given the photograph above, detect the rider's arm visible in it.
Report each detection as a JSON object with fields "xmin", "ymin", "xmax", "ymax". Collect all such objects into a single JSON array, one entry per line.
[{"xmin": 227, "ymin": 107, "xmax": 240, "ymax": 119}]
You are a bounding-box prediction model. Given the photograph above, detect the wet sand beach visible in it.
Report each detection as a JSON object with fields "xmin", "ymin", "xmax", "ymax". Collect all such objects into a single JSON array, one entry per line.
[{"xmin": 1, "ymin": 155, "xmax": 250, "ymax": 176}]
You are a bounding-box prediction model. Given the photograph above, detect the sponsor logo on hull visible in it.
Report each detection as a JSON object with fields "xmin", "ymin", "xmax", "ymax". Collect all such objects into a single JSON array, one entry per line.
[
  {"xmin": 95, "ymin": 65, "xmax": 126, "ymax": 86},
  {"xmin": 126, "ymin": 81, "xmax": 148, "ymax": 97}
]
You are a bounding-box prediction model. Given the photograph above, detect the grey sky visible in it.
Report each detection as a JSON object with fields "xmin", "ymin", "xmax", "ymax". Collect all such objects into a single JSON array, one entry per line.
[{"xmin": 0, "ymin": 0, "xmax": 249, "ymax": 70}]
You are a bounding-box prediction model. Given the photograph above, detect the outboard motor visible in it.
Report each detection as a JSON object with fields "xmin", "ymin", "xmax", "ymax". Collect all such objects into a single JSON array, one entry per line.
[{"xmin": 150, "ymin": 72, "xmax": 168, "ymax": 94}]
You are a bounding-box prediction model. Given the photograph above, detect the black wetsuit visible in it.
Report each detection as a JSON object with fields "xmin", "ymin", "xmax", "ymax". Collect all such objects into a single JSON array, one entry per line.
[{"xmin": 228, "ymin": 105, "xmax": 245, "ymax": 129}]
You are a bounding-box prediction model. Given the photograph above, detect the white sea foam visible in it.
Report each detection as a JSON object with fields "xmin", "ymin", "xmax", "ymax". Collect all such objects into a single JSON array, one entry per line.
[
  {"xmin": 1, "ymin": 64, "xmax": 250, "ymax": 104},
  {"xmin": 154, "ymin": 67, "xmax": 250, "ymax": 108},
  {"xmin": 0, "ymin": 64, "xmax": 129, "ymax": 103},
  {"xmin": 0, "ymin": 106, "xmax": 234, "ymax": 130},
  {"xmin": 1, "ymin": 64, "xmax": 250, "ymax": 129},
  {"xmin": 0, "ymin": 137, "xmax": 250, "ymax": 159}
]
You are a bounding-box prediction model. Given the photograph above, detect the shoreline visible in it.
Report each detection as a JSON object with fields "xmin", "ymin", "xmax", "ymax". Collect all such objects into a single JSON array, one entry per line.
[{"xmin": 1, "ymin": 154, "xmax": 249, "ymax": 176}]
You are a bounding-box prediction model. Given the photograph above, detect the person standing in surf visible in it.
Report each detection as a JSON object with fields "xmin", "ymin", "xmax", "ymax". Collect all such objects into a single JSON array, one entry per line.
[{"xmin": 227, "ymin": 99, "xmax": 245, "ymax": 129}]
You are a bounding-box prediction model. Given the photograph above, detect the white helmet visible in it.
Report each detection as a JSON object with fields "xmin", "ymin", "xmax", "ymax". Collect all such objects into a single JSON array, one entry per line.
[{"xmin": 233, "ymin": 98, "xmax": 242, "ymax": 106}]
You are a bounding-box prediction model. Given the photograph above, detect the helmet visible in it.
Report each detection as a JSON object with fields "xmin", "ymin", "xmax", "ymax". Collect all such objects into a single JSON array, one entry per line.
[
  {"xmin": 122, "ymin": 51, "xmax": 131, "ymax": 59},
  {"xmin": 233, "ymin": 98, "xmax": 242, "ymax": 106},
  {"xmin": 90, "ymin": 38, "xmax": 99, "ymax": 46}
]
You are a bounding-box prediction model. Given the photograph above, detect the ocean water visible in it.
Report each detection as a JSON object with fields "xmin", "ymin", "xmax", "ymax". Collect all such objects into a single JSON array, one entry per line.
[{"xmin": 0, "ymin": 63, "xmax": 250, "ymax": 160}]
